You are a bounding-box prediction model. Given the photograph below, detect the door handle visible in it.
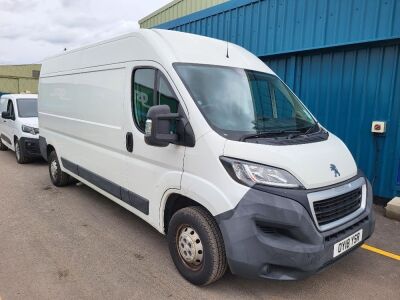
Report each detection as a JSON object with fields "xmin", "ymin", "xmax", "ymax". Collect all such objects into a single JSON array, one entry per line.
[{"xmin": 126, "ymin": 132, "xmax": 133, "ymax": 152}]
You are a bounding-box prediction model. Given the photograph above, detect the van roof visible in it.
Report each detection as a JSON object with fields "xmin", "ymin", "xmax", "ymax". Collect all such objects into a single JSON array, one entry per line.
[
  {"xmin": 41, "ymin": 29, "xmax": 273, "ymax": 76},
  {"xmin": 0, "ymin": 94, "xmax": 37, "ymax": 100}
]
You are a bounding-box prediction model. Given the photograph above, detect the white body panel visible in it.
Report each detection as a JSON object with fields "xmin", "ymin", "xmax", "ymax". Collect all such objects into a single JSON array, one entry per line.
[
  {"xmin": 39, "ymin": 29, "xmax": 358, "ymax": 234},
  {"xmin": 0, "ymin": 94, "xmax": 39, "ymax": 151},
  {"xmin": 224, "ymin": 134, "xmax": 357, "ymax": 189}
]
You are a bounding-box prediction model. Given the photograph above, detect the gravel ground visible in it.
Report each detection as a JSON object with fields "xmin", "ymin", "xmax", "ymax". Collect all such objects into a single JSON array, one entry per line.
[{"xmin": 0, "ymin": 150, "xmax": 399, "ymax": 299}]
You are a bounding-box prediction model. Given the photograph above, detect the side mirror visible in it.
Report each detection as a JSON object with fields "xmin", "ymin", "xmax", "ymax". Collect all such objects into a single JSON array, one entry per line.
[
  {"xmin": 1, "ymin": 112, "xmax": 11, "ymax": 119},
  {"xmin": 144, "ymin": 105, "xmax": 179, "ymax": 147}
]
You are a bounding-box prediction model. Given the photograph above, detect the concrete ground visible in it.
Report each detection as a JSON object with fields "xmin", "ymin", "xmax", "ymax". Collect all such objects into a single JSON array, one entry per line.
[{"xmin": 0, "ymin": 150, "xmax": 399, "ymax": 300}]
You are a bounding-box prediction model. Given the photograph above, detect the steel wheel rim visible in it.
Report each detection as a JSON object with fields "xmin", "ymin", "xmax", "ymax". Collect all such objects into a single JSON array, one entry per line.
[
  {"xmin": 176, "ymin": 225, "xmax": 204, "ymax": 270},
  {"xmin": 50, "ymin": 160, "xmax": 58, "ymax": 179}
]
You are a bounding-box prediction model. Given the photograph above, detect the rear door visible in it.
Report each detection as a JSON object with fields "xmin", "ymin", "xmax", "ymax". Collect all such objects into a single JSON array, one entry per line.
[
  {"xmin": 123, "ymin": 62, "xmax": 185, "ymax": 225},
  {"xmin": 0, "ymin": 99, "xmax": 15, "ymax": 148},
  {"xmin": 0, "ymin": 98, "xmax": 7, "ymax": 143}
]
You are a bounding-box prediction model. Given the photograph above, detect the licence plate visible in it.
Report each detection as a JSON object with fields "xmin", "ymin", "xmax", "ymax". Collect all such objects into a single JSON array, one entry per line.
[{"xmin": 333, "ymin": 229, "xmax": 363, "ymax": 258}]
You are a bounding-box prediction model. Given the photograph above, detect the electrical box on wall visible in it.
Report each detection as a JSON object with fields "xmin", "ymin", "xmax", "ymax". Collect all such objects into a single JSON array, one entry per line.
[{"xmin": 371, "ymin": 121, "xmax": 386, "ymax": 134}]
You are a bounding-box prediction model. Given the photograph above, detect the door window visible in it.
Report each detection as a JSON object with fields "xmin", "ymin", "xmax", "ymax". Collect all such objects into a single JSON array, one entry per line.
[
  {"xmin": 132, "ymin": 68, "xmax": 179, "ymax": 131},
  {"xmin": 157, "ymin": 73, "xmax": 178, "ymax": 114},
  {"xmin": 133, "ymin": 69, "xmax": 156, "ymax": 130}
]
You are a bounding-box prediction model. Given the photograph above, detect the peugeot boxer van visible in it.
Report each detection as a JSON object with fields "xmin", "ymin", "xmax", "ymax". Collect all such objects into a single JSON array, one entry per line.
[
  {"xmin": 38, "ymin": 29, "xmax": 375, "ymax": 285},
  {"xmin": 0, "ymin": 94, "xmax": 40, "ymax": 163}
]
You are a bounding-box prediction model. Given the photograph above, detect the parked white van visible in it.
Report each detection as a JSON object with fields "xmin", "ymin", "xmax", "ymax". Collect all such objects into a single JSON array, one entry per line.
[
  {"xmin": 0, "ymin": 94, "xmax": 40, "ymax": 163},
  {"xmin": 38, "ymin": 29, "xmax": 375, "ymax": 285}
]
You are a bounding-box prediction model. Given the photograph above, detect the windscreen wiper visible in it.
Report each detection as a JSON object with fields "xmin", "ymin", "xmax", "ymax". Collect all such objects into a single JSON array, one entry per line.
[
  {"xmin": 240, "ymin": 123, "xmax": 322, "ymax": 141},
  {"xmin": 288, "ymin": 123, "xmax": 320, "ymax": 139},
  {"xmin": 304, "ymin": 123, "xmax": 320, "ymax": 135},
  {"xmin": 240, "ymin": 129, "xmax": 302, "ymax": 141}
]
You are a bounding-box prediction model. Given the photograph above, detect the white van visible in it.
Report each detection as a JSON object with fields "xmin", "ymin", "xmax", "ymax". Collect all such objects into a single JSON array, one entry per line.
[
  {"xmin": 0, "ymin": 94, "xmax": 40, "ymax": 163},
  {"xmin": 38, "ymin": 29, "xmax": 374, "ymax": 285}
]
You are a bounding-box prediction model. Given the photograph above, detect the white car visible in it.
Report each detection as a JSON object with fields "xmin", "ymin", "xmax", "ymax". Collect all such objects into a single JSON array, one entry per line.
[
  {"xmin": 0, "ymin": 94, "xmax": 40, "ymax": 163},
  {"xmin": 38, "ymin": 29, "xmax": 375, "ymax": 285}
]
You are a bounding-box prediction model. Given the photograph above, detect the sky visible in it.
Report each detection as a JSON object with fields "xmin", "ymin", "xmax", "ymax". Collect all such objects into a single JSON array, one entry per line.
[{"xmin": 0, "ymin": 0, "xmax": 171, "ymax": 65}]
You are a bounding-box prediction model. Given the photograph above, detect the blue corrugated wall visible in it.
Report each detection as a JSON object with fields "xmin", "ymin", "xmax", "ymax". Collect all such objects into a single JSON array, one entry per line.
[
  {"xmin": 264, "ymin": 42, "xmax": 400, "ymax": 198},
  {"xmin": 156, "ymin": 0, "xmax": 400, "ymax": 198},
  {"xmin": 158, "ymin": 0, "xmax": 400, "ymax": 55}
]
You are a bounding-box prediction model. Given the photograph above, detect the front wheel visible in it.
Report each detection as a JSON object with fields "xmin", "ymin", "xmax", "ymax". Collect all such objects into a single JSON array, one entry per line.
[
  {"xmin": 15, "ymin": 139, "xmax": 30, "ymax": 164},
  {"xmin": 48, "ymin": 150, "xmax": 72, "ymax": 186},
  {"xmin": 168, "ymin": 206, "xmax": 227, "ymax": 286}
]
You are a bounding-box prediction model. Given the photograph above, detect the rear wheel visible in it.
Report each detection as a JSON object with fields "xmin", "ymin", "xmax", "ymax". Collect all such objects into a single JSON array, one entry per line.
[
  {"xmin": 0, "ymin": 138, "xmax": 8, "ymax": 151},
  {"xmin": 168, "ymin": 206, "xmax": 227, "ymax": 286},
  {"xmin": 15, "ymin": 139, "xmax": 30, "ymax": 164},
  {"xmin": 48, "ymin": 150, "xmax": 72, "ymax": 186}
]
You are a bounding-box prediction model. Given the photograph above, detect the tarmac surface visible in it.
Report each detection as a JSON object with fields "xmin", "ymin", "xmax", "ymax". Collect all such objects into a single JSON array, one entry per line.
[{"xmin": 0, "ymin": 150, "xmax": 399, "ymax": 299}]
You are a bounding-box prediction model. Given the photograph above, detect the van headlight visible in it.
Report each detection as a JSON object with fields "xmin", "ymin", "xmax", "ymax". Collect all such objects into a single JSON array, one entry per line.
[
  {"xmin": 220, "ymin": 157, "xmax": 303, "ymax": 189},
  {"xmin": 22, "ymin": 125, "xmax": 39, "ymax": 135}
]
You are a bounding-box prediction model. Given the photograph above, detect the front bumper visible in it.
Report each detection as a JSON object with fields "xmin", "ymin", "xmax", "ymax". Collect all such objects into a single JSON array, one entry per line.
[
  {"xmin": 216, "ymin": 177, "xmax": 375, "ymax": 280},
  {"xmin": 19, "ymin": 137, "xmax": 41, "ymax": 158}
]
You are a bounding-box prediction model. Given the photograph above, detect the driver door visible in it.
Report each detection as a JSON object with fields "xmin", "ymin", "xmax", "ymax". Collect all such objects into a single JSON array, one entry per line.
[{"xmin": 123, "ymin": 62, "xmax": 185, "ymax": 223}]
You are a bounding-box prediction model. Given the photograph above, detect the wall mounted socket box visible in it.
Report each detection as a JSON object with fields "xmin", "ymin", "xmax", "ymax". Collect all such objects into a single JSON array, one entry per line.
[{"xmin": 371, "ymin": 121, "xmax": 386, "ymax": 133}]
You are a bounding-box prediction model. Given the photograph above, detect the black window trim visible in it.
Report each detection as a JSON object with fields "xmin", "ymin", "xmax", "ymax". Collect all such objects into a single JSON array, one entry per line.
[
  {"xmin": 131, "ymin": 66, "xmax": 180, "ymax": 134},
  {"xmin": 7, "ymin": 100, "xmax": 15, "ymax": 119}
]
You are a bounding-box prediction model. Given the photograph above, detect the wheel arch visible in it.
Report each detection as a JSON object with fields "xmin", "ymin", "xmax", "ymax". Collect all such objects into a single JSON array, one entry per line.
[
  {"xmin": 162, "ymin": 193, "xmax": 214, "ymax": 235},
  {"xmin": 160, "ymin": 174, "xmax": 245, "ymax": 234},
  {"xmin": 46, "ymin": 144, "xmax": 56, "ymax": 157},
  {"xmin": 163, "ymin": 193, "xmax": 200, "ymax": 234}
]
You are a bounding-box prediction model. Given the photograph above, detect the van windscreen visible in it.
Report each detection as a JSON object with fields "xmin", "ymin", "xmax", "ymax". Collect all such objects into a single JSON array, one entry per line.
[
  {"xmin": 17, "ymin": 99, "xmax": 38, "ymax": 118},
  {"xmin": 175, "ymin": 63, "xmax": 317, "ymax": 141}
]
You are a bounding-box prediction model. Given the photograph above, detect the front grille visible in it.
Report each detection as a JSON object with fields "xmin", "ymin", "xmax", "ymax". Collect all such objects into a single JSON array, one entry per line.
[
  {"xmin": 313, "ymin": 187, "xmax": 362, "ymax": 226},
  {"xmin": 25, "ymin": 141, "xmax": 40, "ymax": 154}
]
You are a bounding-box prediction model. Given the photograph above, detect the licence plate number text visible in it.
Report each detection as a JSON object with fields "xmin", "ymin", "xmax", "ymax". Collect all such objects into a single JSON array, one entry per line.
[{"xmin": 333, "ymin": 229, "xmax": 363, "ymax": 257}]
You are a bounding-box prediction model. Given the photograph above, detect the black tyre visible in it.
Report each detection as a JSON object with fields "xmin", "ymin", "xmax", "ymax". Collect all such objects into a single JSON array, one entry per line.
[
  {"xmin": 168, "ymin": 206, "xmax": 227, "ymax": 286},
  {"xmin": 0, "ymin": 137, "xmax": 8, "ymax": 151},
  {"xmin": 48, "ymin": 150, "xmax": 72, "ymax": 186},
  {"xmin": 15, "ymin": 139, "xmax": 30, "ymax": 164}
]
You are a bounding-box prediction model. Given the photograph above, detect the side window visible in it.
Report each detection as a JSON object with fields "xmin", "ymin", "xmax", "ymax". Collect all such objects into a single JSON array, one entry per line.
[
  {"xmin": 133, "ymin": 69, "xmax": 156, "ymax": 131},
  {"xmin": 132, "ymin": 68, "xmax": 179, "ymax": 131},
  {"xmin": 157, "ymin": 73, "xmax": 178, "ymax": 114}
]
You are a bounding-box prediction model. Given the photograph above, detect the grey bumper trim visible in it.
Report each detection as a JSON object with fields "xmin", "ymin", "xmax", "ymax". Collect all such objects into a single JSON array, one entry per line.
[{"xmin": 215, "ymin": 176, "xmax": 375, "ymax": 280}]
